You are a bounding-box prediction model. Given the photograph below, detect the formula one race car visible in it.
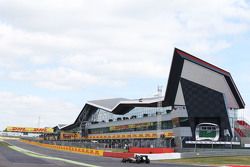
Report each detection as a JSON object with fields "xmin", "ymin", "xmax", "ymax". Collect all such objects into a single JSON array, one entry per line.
[{"xmin": 121, "ymin": 155, "xmax": 150, "ymax": 164}]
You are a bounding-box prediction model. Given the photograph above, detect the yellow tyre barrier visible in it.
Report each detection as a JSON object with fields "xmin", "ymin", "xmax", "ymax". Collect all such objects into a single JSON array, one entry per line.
[{"xmin": 20, "ymin": 140, "xmax": 104, "ymax": 156}]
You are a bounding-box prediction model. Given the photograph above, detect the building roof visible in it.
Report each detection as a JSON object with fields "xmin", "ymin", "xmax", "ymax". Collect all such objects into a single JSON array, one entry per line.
[
  {"xmin": 88, "ymin": 98, "xmax": 129, "ymax": 111},
  {"xmin": 87, "ymin": 97, "xmax": 164, "ymax": 113}
]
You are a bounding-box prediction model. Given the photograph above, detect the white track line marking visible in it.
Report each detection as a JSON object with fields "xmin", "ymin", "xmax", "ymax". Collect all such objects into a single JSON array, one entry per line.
[{"xmin": 9, "ymin": 145, "xmax": 102, "ymax": 167}]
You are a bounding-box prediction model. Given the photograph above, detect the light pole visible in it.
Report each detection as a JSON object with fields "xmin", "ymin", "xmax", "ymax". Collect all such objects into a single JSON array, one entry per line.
[{"xmin": 157, "ymin": 85, "xmax": 163, "ymax": 147}]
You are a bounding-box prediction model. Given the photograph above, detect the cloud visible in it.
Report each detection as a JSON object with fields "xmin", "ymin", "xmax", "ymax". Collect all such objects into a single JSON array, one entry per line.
[
  {"xmin": 0, "ymin": 91, "xmax": 80, "ymax": 130},
  {"xmin": 9, "ymin": 67, "xmax": 101, "ymax": 90},
  {"xmin": 0, "ymin": 0, "xmax": 249, "ymax": 91},
  {"xmin": 0, "ymin": 0, "xmax": 249, "ymax": 128},
  {"xmin": 0, "ymin": 2, "xmax": 249, "ymax": 84}
]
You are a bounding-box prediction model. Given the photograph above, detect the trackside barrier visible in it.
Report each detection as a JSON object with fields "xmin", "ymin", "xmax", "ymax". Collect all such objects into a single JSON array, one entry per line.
[
  {"xmin": 20, "ymin": 140, "xmax": 104, "ymax": 156},
  {"xmin": 128, "ymin": 147, "xmax": 174, "ymax": 154},
  {"xmin": 103, "ymin": 152, "xmax": 135, "ymax": 158},
  {"xmin": 102, "ymin": 152, "xmax": 180, "ymax": 160},
  {"xmin": 137, "ymin": 153, "xmax": 181, "ymax": 160}
]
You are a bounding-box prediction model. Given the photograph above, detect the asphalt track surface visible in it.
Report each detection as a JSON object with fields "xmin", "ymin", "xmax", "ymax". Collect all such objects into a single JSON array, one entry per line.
[{"xmin": 0, "ymin": 140, "xmax": 205, "ymax": 167}]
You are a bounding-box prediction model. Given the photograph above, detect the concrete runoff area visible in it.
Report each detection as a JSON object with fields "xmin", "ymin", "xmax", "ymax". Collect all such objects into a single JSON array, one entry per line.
[{"xmin": 0, "ymin": 139, "xmax": 201, "ymax": 167}]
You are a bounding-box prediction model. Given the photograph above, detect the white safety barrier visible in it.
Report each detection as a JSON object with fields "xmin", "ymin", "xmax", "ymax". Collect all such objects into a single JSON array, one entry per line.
[{"xmin": 136, "ymin": 153, "xmax": 181, "ymax": 160}]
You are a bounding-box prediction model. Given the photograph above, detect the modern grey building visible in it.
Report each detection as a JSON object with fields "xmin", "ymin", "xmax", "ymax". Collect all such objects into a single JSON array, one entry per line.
[{"xmin": 61, "ymin": 48, "xmax": 245, "ymax": 147}]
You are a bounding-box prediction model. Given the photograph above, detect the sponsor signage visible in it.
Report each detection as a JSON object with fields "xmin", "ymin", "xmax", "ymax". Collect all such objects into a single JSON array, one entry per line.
[
  {"xmin": 21, "ymin": 140, "xmax": 104, "ymax": 156},
  {"xmin": 110, "ymin": 125, "xmax": 129, "ymax": 131},
  {"xmin": 6, "ymin": 126, "xmax": 53, "ymax": 133},
  {"xmin": 164, "ymin": 132, "xmax": 174, "ymax": 137},
  {"xmin": 87, "ymin": 132, "xmax": 173, "ymax": 139},
  {"xmin": 110, "ymin": 122, "xmax": 153, "ymax": 131},
  {"xmin": 60, "ymin": 132, "xmax": 80, "ymax": 140}
]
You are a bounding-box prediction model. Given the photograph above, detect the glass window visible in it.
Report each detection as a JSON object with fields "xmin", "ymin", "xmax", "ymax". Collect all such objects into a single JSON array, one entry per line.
[{"xmin": 87, "ymin": 106, "xmax": 172, "ymax": 123}]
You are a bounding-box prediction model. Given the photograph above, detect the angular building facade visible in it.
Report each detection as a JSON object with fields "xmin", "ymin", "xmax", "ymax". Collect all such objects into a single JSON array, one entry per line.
[{"xmin": 61, "ymin": 48, "xmax": 245, "ymax": 147}]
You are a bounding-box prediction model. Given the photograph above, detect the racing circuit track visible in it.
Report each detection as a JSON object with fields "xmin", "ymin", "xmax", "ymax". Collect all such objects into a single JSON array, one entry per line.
[{"xmin": 0, "ymin": 140, "xmax": 203, "ymax": 167}]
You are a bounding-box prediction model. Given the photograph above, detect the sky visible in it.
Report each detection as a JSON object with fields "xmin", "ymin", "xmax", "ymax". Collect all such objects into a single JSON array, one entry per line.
[{"xmin": 0, "ymin": 0, "xmax": 250, "ymax": 130}]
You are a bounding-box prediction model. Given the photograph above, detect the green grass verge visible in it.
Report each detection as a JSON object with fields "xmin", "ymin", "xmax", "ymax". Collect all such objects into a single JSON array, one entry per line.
[
  {"xmin": 161, "ymin": 156, "xmax": 250, "ymax": 165},
  {"xmin": 0, "ymin": 140, "xmax": 10, "ymax": 147}
]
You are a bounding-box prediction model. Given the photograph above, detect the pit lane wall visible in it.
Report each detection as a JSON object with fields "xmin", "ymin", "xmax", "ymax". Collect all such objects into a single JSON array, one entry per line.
[{"xmin": 20, "ymin": 139, "xmax": 104, "ymax": 156}]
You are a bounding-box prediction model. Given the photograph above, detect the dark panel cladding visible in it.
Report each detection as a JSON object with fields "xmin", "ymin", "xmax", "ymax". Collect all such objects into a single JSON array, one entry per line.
[
  {"xmin": 180, "ymin": 78, "xmax": 232, "ymax": 139},
  {"xmin": 176, "ymin": 48, "xmax": 244, "ymax": 109},
  {"xmin": 181, "ymin": 78, "xmax": 227, "ymax": 117},
  {"xmin": 224, "ymin": 75, "xmax": 245, "ymax": 108},
  {"xmin": 163, "ymin": 50, "xmax": 184, "ymax": 106}
]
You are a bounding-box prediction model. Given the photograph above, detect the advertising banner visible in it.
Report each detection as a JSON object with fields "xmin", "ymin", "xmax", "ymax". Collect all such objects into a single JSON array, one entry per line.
[
  {"xmin": 60, "ymin": 132, "xmax": 80, "ymax": 140},
  {"xmin": 110, "ymin": 122, "xmax": 152, "ymax": 131},
  {"xmin": 164, "ymin": 132, "xmax": 174, "ymax": 137},
  {"xmin": 88, "ymin": 132, "xmax": 159, "ymax": 139},
  {"xmin": 6, "ymin": 126, "xmax": 54, "ymax": 133}
]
